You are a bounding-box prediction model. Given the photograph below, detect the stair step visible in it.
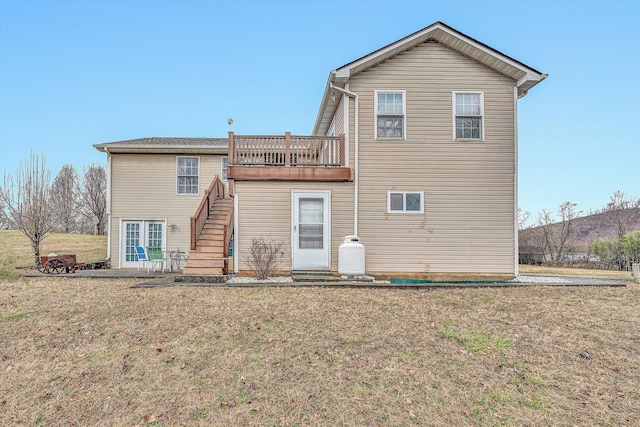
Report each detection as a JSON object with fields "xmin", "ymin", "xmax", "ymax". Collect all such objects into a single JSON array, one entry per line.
[
  {"xmin": 193, "ymin": 246, "xmax": 222, "ymax": 253},
  {"xmin": 189, "ymin": 250, "xmax": 221, "ymax": 260},
  {"xmin": 185, "ymin": 258, "xmax": 226, "ymax": 268},
  {"xmin": 202, "ymin": 224, "xmax": 226, "ymax": 231},
  {"xmin": 198, "ymin": 230, "xmax": 224, "ymax": 242},
  {"xmin": 183, "ymin": 267, "xmax": 225, "ymax": 275}
]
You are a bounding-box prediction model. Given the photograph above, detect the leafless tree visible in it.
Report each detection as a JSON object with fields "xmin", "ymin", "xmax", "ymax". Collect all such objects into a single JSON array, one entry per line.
[
  {"xmin": 0, "ymin": 152, "xmax": 53, "ymax": 264},
  {"xmin": 536, "ymin": 201, "xmax": 580, "ymax": 264},
  {"xmin": 50, "ymin": 164, "xmax": 80, "ymax": 233},
  {"xmin": 518, "ymin": 207, "xmax": 544, "ymax": 264},
  {"xmin": 79, "ymin": 163, "xmax": 107, "ymax": 235},
  {"xmin": 0, "ymin": 196, "xmax": 10, "ymax": 229},
  {"xmin": 518, "ymin": 207, "xmax": 531, "ymax": 231}
]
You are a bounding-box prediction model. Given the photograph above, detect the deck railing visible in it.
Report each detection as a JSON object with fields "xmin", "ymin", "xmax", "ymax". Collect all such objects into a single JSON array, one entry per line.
[
  {"xmin": 190, "ymin": 176, "xmax": 224, "ymax": 251},
  {"xmin": 221, "ymin": 201, "xmax": 234, "ymax": 275},
  {"xmin": 228, "ymin": 132, "xmax": 345, "ymax": 167}
]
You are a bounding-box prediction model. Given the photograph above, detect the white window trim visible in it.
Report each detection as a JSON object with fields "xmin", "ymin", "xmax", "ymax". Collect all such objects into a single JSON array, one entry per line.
[
  {"xmin": 221, "ymin": 156, "xmax": 228, "ymax": 182},
  {"xmin": 375, "ymin": 90, "xmax": 406, "ymax": 140},
  {"xmin": 452, "ymin": 91, "xmax": 484, "ymax": 141},
  {"xmin": 387, "ymin": 190, "xmax": 424, "ymax": 214},
  {"xmin": 176, "ymin": 156, "xmax": 200, "ymax": 195}
]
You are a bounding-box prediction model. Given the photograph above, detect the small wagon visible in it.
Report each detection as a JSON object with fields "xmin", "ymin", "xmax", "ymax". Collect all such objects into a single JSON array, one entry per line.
[{"xmin": 38, "ymin": 254, "xmax": 84, "ymax": 274}]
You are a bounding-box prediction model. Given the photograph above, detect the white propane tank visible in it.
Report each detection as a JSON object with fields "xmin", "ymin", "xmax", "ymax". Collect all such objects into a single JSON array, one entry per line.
[{"xmin": 338, "ymin": 235, "xmax": 365, "ymax": 277}]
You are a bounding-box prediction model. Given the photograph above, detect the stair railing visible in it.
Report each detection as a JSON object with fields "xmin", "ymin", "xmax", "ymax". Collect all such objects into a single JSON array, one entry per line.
[
  {"xmin": 190, "ymin": 176, "xmax": 224, "ymax": 251},
  {"xmin": 222, "ymin": 201, "xmax": 234, "ymax": 275}
]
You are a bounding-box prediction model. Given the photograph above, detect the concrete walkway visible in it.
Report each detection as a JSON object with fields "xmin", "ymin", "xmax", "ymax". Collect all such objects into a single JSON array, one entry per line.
[
  {"xmin": 131, "ymin": 274, "xmax": 627, "ymax": 289},
  {"xmin": 19, "ymin": 269, "xmax": 627, "ymax": 288}
]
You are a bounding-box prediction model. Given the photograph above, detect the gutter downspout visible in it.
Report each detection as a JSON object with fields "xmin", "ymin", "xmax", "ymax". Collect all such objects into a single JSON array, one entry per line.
[
  {"xmin": 513, "ymin": 86, "xmax": 519, "ymax": 279},
  {"xmin": 104, "ymin": 147, "xmax": 112, "ymax": 266},
  {"xmin": 329, "ymin": 77, "xmax": 359, "ymax": 235}
]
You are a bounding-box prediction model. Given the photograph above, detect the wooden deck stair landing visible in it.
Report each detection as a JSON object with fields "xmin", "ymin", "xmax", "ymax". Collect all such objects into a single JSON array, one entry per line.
[{"xmin": 183, "ymin": 198, "xmax": 233, "ymax": 275}]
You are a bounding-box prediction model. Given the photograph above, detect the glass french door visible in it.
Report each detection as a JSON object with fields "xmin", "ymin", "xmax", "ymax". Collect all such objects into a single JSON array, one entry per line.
[{"xmin": 121, "ymin": 220, "xmax": 165, "ymax": 268}]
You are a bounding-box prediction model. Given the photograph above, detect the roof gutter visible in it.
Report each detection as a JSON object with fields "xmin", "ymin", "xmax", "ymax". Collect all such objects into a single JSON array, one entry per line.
[{"xmin": 329, "ymin": 73, "xmax": 360, "ymax": 236}]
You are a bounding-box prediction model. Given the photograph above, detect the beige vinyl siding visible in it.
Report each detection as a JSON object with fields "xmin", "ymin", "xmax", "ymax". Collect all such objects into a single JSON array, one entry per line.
[
  {"xmin": 234, "ymin": 181, "xmax": 354, "ymax": 272},
  {"xmin": 348, "ymin": 41, "xmax": 516, "ymax": 275},
  {"xmin": 328, "ymin": 96, "xmax": 344, "ymax": 136},
  {"xmin": 328, "ymin": 97, "xmax": 347, "ymax": 166},
  {"xmin": 109, "ymin": 153, "xmax": 227, "ymax": 267}
]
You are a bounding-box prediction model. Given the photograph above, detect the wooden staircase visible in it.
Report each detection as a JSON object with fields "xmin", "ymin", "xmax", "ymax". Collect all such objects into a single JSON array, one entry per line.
[{"xmin": 183, "ymin": 176, "xmax": 233, "ymax": 275}]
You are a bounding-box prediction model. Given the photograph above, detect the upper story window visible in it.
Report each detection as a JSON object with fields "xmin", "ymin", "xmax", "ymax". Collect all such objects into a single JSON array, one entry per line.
[
  {"xmin": 387, "ymin": 190, "xmax": 424, "ymax": 214},
  {"xmin": 221, "ymin": 157, "xmax": 228, "ymax": 181},
  {"xmin": 177, "ymin": 157, "xmax": 199, "ymax": 195},
  {"xmin": 375, "ymin": 91, "xmax": 405, "ymax": 139},
  {"xmin": 454, "ymin": 92, "xmax": 484, "ymax": 140}
]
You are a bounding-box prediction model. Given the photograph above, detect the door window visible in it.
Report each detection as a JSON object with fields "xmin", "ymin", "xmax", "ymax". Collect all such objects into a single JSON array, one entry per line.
[{"xmin": 299, "ymin": 198, "xmax": 324, "ymax": 249}]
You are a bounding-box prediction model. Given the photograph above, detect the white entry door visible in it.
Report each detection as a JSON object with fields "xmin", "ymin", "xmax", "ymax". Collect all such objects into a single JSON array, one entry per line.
[
  {"xmin": 292, "ymin": 191, "xmax": 330, "ymax": 270},
  {"xmin": 121, "ymin": 220, "xmax": 165, "ymax": 268}
]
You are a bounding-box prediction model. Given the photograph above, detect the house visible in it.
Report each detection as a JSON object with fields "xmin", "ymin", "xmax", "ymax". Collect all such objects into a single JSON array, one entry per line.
[{"xmin": 95, "ymin": 21, "xmax": 546, "ymax": 280}]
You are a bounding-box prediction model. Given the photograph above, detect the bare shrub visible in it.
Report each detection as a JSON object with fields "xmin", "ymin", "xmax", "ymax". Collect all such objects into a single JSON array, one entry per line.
[{"xmin": 242, "ymin": 237, "xmax": 284, "ymax": 279}]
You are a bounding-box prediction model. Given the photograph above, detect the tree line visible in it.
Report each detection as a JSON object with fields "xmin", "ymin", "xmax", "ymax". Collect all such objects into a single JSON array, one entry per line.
[
  {"xmin": 519, "ymin": 191, "xmax": 640, "ymax": 271},
  {"xmin": 0, "ymin": 152, "xmax": 106, "ymax": 264}
]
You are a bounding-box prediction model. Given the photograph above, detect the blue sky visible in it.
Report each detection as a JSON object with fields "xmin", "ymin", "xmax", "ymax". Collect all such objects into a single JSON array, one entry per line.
[{"xmin": 1, "ymin": 0, "xmax": 638, "ymax": 221}]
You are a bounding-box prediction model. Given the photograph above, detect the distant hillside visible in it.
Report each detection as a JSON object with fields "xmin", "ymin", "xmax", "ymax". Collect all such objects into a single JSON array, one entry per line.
[{"xmin": 520, "ymin": 208, "xmax": 640, "ymax": 253}]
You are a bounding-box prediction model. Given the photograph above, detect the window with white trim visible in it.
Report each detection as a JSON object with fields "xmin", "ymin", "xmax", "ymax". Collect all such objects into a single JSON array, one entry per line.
[
  {"xmin": 387, "ymin": 191, "xmax": 424, "ymax": 213},
  {"xmin": 177, "ymin": 157, "xmax": 199, "ymax": 194},
  {"xmin": 221, "ymin": 157, "xmax": 228, "ymax": 181},
  {"xmin": 454, "ymin": 92, "xmax": 484, "ymax": 140},
  {"xmin": 375, "ymin": 91, "xmax": 405, "ymax": 139}
]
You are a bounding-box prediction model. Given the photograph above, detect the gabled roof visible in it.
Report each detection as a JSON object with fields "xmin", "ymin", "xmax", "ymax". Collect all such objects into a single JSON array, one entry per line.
[
  {"xmin": 94, "ymin": 137, "xmax": 228, "ymax": 154},
  {"xmin": 313, "ymin": 21, "xmax": 547, "ymax": 135}
]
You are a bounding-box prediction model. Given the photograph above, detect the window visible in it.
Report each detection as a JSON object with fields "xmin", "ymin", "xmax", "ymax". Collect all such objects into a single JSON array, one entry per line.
[
  {"xmin": 375, "ymin": 91, "xmax": 405, "ymax": 139},
  {"xmin": 221, "ymin": 157, "xmax": 228, "ymax": 181},
  {"xmin": 177, "ymin": 157, "xmax": 199, "ymax": 194},
  {"xmin": 454, "ymin": 92, "xmax": 484, "ymax": 140},
  {"xmin": 387, "ymin": 191, "xmax": 424, "ymax": 213}
]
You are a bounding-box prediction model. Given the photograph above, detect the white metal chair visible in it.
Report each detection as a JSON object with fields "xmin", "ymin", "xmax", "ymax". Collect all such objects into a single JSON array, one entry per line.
[{"xmin": 135, "ymin": 246, "xmax": 148, "ymax": 271}]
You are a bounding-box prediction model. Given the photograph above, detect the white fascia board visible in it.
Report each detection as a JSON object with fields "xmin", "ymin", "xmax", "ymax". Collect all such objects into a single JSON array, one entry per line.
[
  {"xmin": 95, "ymin": 145, "xmax": 228, "ymax": 154},
  {"xmin": 312, "ymin": 74, "xmax": 335, "ymax": 135},
  {"xmin": 334, "ymin": 22, "xmax": 443, "ymax": 79},
  {"xmin": 336, "ymin": 22, "xmax": 545, "ymax": 84}
]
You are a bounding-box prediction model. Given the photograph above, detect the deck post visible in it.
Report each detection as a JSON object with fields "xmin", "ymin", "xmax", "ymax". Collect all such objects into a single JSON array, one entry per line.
[
  {"xmin": 285, "ymin": 132, "xmax": 291, "ymax": 167},
  {"xmin": 228, "ymin": 131, "xmax": 235, "ymax": 165},
  {"xmin": 339, "ymin": 134, "xmax": 345, "ymax": 167}
]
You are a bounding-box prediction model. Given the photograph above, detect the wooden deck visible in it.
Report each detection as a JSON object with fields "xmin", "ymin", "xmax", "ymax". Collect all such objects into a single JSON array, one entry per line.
[{"xmin": 227, "ymin": 132, "xmax": 352, "ymax": 181}]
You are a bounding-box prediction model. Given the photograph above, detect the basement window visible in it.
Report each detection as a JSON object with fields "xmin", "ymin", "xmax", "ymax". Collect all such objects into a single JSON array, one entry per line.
[{"xmin": 387, "ymin": 191, "xmax": 424, "ymax": 213}]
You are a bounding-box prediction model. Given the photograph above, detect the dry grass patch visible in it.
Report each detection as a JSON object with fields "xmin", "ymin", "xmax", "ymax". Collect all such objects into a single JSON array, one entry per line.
[
  {"xmin": 1, "ymin": 277, "xmax": 638, "ymax": 426},
  {"xmin": 519, "ymin": 264, "xmax": 633, "ymax": 280},
  {"xmin": 0, "ymin": 230, "xmax": 107, "ymax": 269}
]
